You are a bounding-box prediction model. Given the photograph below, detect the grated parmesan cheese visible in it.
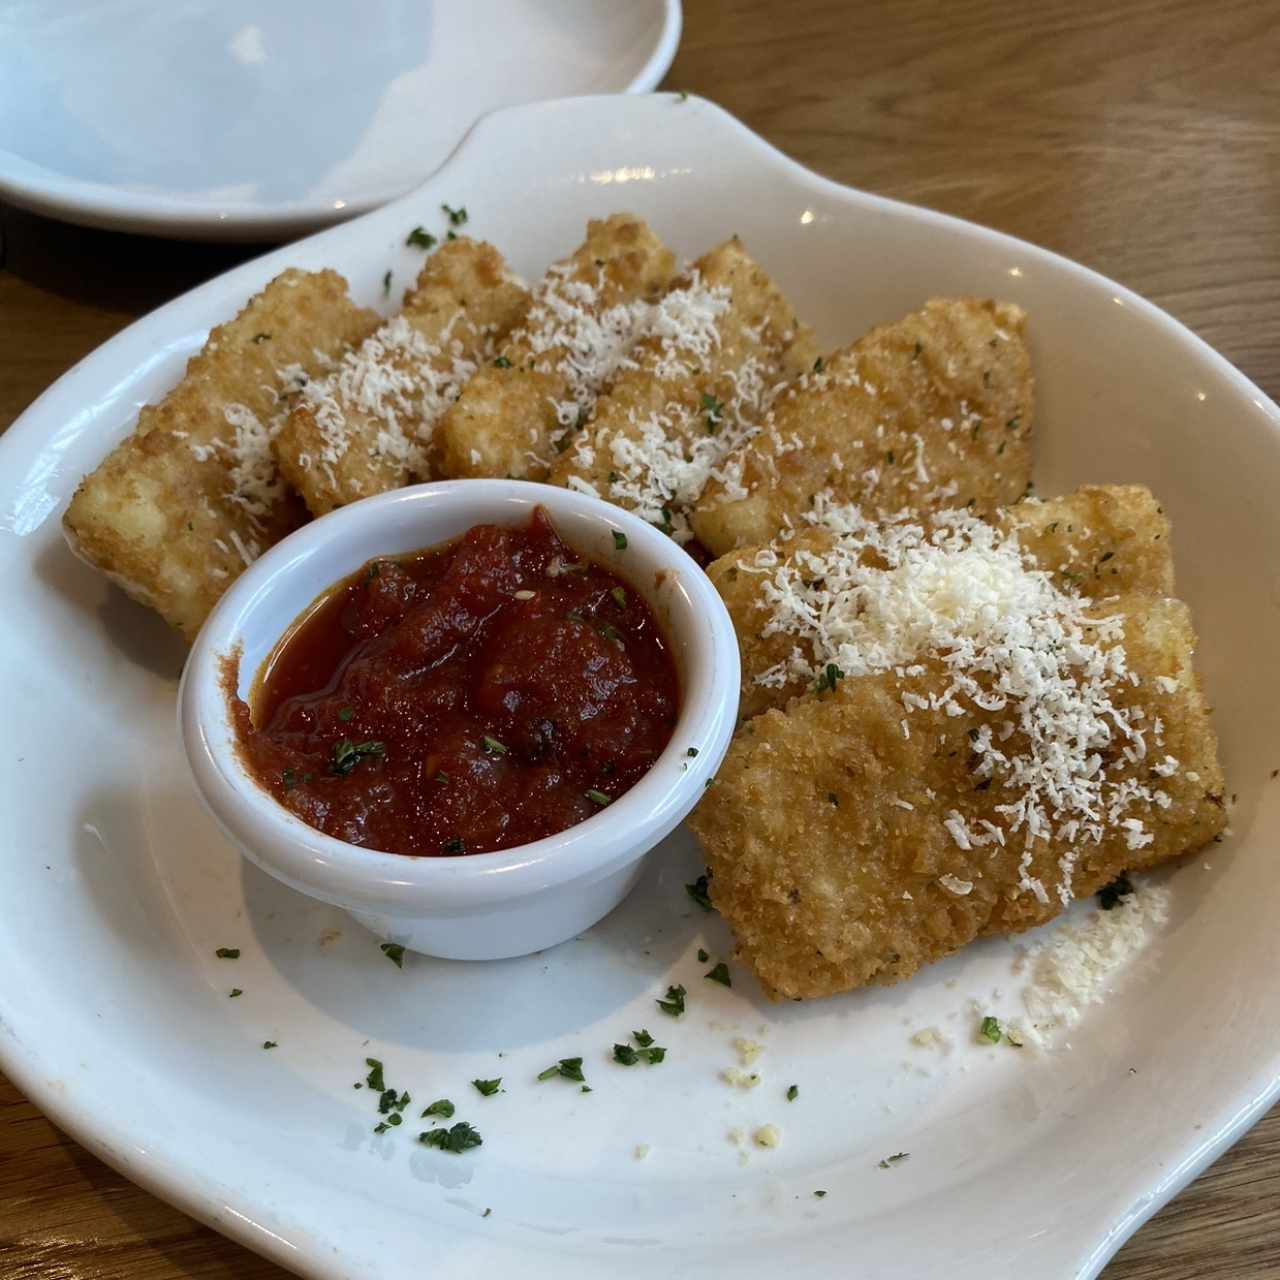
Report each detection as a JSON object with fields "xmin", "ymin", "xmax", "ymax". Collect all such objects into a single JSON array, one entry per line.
[
  {"xmin": 747, "ymin": 498, "xmax": 1177, "ymax": 906},
  {"xmin": 1020, "ymin": 880, "xmax": 1170, "ymax": 1037}
]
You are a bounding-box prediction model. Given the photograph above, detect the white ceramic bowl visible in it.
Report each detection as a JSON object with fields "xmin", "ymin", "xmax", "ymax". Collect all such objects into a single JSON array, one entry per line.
[{"xmin": 178, "ymin": 480, "xmax": 739, "ymax": 959}]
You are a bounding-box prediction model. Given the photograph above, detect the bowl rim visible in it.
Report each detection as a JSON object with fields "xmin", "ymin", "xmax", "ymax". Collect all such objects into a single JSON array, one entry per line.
[{"xmin": 178, "ymin": 478, "xmax": 740, "ymax": 914}]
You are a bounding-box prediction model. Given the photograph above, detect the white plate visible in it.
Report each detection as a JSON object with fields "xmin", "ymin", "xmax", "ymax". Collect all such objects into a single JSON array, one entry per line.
[
  {"xmin": 3, "ymin": 94, "xmax": 1278, "ymax": 1280},
  {"xmin": 0, "ymin": 0, "xmax": 680, "ymax": 241}
]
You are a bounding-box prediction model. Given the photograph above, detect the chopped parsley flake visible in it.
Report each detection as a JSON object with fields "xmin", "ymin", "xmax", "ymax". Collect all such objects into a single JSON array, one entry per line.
[
  {"xmin": 406, "ymin": 226, "xmax": 437, "ymax": 249},
  {"xmin": 702, "ymin": 391, "xmax": 724, "ymax": 433},
  {"xmin": 586, "ymin": 789, "xmax": 611, "ymax": 807},
  {"xmin": 815, "ymin": 662, "xmax": 845, "ymax": 693},
  {"xmin": 686, "ymin": 747, "xmax": 699, "ymax": 758},
  {"xmin": 229, "ymin": 988, "xmax": 242, "ymax": 998},
  {"xmin": 612, "ymin": 530, "xmax": 628, "ymax": 551},
  {"xmin": 422, "ymin": 1099, "xmax": 455, "ymax": 1119},
  {"xmin": 813, "ymin": 356, "xmax": 825, "ymax": 373},
  {"xmin": 613, "ymin": 1043, "xmax": 639, "ymax": 1066},
  {"xmin": 472, "ymin": 1078, "xmax": 502, "ymax": 1097},
  {"xmin": 435, "ymin": 771, "xmax": 449, "ymax": 784},
  {"xmin": 705, "ymin": 962, "xmax": 732, "ymax": 987},
  {"xmin": 645, "ymin": 1046, "xmax": 667, "ymax": 1065},
  {"xmin": 657, "ymin": 984, "xmax": 686, "ymax": 1016},
  {"xmin": 338, "ymin": 706, "xmax": 355, "ymax": 722},
  {"xmin": 537, "ymin": 1056, "xmax": 586, "ymax": 1083},
  {"xmin": 442, "ymin": 203, "xmax": 468, "ymax": 226},
  {"xmin": 443, "ymin": 837, "xmax": 465, "ymax": 855},
  {"xmin": 686, "ymin": 874, "xmax": 712, "ymax": 911},
  {"xmin": 786, "ymin": 1084, "xmax": 798, "ymax": 1101},
  {"xmin": 814, "ymin": 1190, "xmax": 827, "ymax": 1198},
  {"xmin": 215, "ymin": 947, "xmax": 240, "ymax": 959},
  {"xmin": 979, "ymin": 1016, "xmax": 1003, "ymax": 1044},
  {"xmin": 482, "ymin": 735, "xmax": 508, "ymax": 755},
  {"xmin": 493, "ymin": 355, "xmax": 512, "ymax": 368},
  {"xmin": 610, "ymin": 586, "xmax": 627, "ymax": 608},
  {"xmin": 697, "ymin": 948, "xmax": 709, "ymax": 963},
  {"xmin": 380, "ymin": 942, "xmax": 406, "ymax": 968},
  {"xmin": 365, "ymin": 1058, "xmax": 386, "ymax": 1092},
  {"xmin": 262, "ymin": 1041, "xmax": 278, "ymax": 1050},
  {"xmin": 382, "ymin": 270, "xmax": 392, "ymax": 296},
  {"xmin": 419, "ymin": 1121, "xmax": 482, "ymax": 1153},
  {"xmin": 878, "ymin": 1152, "xmax": 910, "ymax": 1168},
  {"xmin": 1098, "ymin": 874, "xmax": 1135, "ymax": 910},
  {"xmin": 331, "ymin": 738, "xmax": 385, "ymax": 776},
  {"xmin": 633, "ymin": 1029, "xmax": 654, "ymax": 1048}
]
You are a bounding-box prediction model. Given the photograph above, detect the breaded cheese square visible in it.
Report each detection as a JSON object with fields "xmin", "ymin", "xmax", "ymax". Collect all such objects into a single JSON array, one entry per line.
[
  {"xmin": 690, "ymin": 297, "xmax": 1034, "ymax": 557},
  {"xmin": 272, "ymin": 238, "xmax": 529, "ymax": 516},
  {"xmin": 434, "ymin": 214, "xmax": 677, "ymax": 481},
  {"xmin": 62, "ymin": 269, "xmax": 378, "ymax": 640},
  {"xmin": 547, "ymin": 237, "xmax": 816, "ymax": 540}
]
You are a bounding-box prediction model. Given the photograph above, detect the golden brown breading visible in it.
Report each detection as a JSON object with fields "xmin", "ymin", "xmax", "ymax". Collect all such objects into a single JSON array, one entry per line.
[
  {"xmin": 690, "ymin": 298, "xmax": 1034, "ymax": 557},
  {"xmin": 434, "ymin": 215, "xmax": 677, "ymax": 481},
  {"xmin": 272, "ymin": 239, "xmax": 529, "ymax": 516},
  {"xmin": 688, "ymin": 594, "xmax": 1225, "ymax": 1000},
  {"xmin": 547, "ymin": 238, "xmax": 815, "ymax": 535},
  {"xmin": 708, "ymin": 485, "xmax": 1173, "ymax": 721},
  {"xmin": 62, "ymin": 269, "xmax": 378, "ymax": 640}
]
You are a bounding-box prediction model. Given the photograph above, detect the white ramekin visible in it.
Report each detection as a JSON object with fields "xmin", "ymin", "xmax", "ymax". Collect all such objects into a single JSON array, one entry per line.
[{"xmin": 178, "ymin": 480, "xmax": 740, "ymax": 960}]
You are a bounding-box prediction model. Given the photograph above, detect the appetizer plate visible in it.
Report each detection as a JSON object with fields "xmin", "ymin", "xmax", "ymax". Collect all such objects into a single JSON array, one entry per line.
[
  {"xmin": 2, "ymin": 95, "xmax": 1278, "ymax": 1280},
  {"xmin": 0, "ymin": 0, "xmax": 680, "ymax": 241}
]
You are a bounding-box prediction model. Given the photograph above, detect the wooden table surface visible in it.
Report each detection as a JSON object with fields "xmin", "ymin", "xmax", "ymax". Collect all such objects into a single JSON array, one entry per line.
[{"xmin": 3, "ymin": 1, "xmax": 1278, "ymax": 1275}]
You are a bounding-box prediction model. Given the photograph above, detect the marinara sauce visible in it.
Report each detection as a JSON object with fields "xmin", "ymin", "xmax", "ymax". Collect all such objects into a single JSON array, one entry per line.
[{"xmin": 230, "ymin": 509, "xmax": 679, "ymax": 857}]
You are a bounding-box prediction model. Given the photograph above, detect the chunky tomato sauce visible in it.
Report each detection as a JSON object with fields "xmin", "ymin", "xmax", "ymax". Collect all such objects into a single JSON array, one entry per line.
[{"xmin": 231, "ymin": 510, "xmax": 679, "ymax": 857}]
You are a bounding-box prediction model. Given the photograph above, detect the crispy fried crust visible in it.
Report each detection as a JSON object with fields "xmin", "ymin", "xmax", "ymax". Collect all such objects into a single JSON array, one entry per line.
[
  {"xmin": 272, "ymin": 239, "xmax": 529, "ymax": 516},
  {"xmin": 690, "ymin": 298, "xmax": 1034, "ymax": 557},
  {"xmin": 434, "ymin": 214, "xmax": 677, "ymax": 481},
  {"xmin": 62, "ymin": 269, "xmax": 378, "ymax": 640},
  {"xmin": 547, "ymin": 238, "xmax": 814, "ymax": 529},
  {"xmin": 709, "ymin": 485, "xmax": 1173, "ymax": 720},
  {"xmin": 688, "ymin": 593, "xmax": 1226, "ymax": 1000}
]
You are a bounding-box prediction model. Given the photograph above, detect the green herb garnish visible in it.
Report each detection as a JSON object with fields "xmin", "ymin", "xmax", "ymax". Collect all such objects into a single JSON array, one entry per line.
[
  {"xmin": 263, "ymin": 1041, "xmax": 278, "ymax": 1050},
  {"xmin": 613, "ymin": 1043, "xmax": 640, "ymax": 1066},
  {"xmin": 331, "ymin": 738, "xmax": 385, "ymax": 776},
  {"xmin": 406, "ymin": 226, "xmax": 437, "ymax": 249},
  {"xmin": 419, "ymin": 1121, "xmax": 482, "ymax": 1153},
  {"xmin": 229, "ymin": 988, "xmax": 243, "ymax": 998},
  {"xmin": 685, "ymin": 874, "xmax": 712, "ymax": 911},
  {"xmin": 380, "ymin": 942, "xmax": 406, "ymax": 968},
  {"xmin": 493, "ymin": 355, "xmax": 512, "ymax": 368},
  {"xmin": 705, "ymin": 962, "xmax": 732, "ymax": 987},
  {"xmin": 697, "ymin": 948, "xmax": 709, "ymax": 963},
  {"xmin": 632, "ymin": 1029, "xmax": 654, "ymax": 1048},
  {"xmin": 422, "ymin": 1099, "xmax": 455, "ymax": 1119},
  {"xmin": 813, "ymin": 356, "xmax": 825, "ymax": 373},
  {"xmin": 878, "ymin": 1152, "xmax": 909, "ymax": 1168},
  {"xmin": 686, "ymin": 747, "xmax": 699, "ymax": 757},
  {"xmin": 701, "ymin": 391, "xmax": 724, "ymax": 433},
  {"xmin": 585, "ymin": 789, "xmax": 611, "ymax": 807},
  {"xmin": 215, "ymin": 948, "xmax": 240, "ymax": 959},
  {"xmin": 1098, "ymin": 874, "xmax": 1134, "ymax": 910},
  {"xmin": 382, "ymin": 270, "xmax": 392, "ymax": 296},
  {"xmin": 442, "ymin": 203, "xmax": 468, "ymax": 226},
  {"xmin": 979, "ymin": 1016, "xmax": 1002, "ymax": 1044},
  {"xmin": 537, "ymin": 1056, "xmax": 585, "ymax": 1083},
  {"xmin": 365, "ymin": 1058, "xmax": 386, "ymax": 1091},
  {"xmin": 786, "ymin": 1084, "xmax": 798, "ymax": 1101},
  {"xmin": 443, "ymin": 837, "xmax": 465, "ymax": 854},
  {"xmin": 612, "ymin": 530, "xmax": 628, "ymax": 551},
  {"xmin": 472, "ymin": 1078, "xmax": 502, "ymax": 1097},
  {"xmin": 338, "ymin": 706, "xmax": 355, "ymax": 722},
  {"xmin": 657, "ymin": 984, "xmax": 686, "ymax": 1016},
  {"xmin": 610, "ymin": 586, "xmax": 627, "ymax": 608},
  {"xmin": 482, "ymin": 735, "xmax": 508, "ymax": 755},
  {"xmin": 815, "ymin": 663, "xmax": 845, "ymax": 694}
]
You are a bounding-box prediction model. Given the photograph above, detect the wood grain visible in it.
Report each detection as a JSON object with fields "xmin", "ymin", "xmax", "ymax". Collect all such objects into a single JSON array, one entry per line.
[{"xmin": 2, "ymin": 0, "xmax": 1278, "ymax": 1275}]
